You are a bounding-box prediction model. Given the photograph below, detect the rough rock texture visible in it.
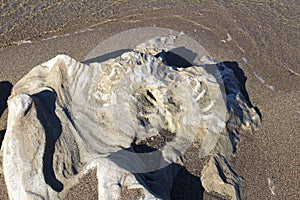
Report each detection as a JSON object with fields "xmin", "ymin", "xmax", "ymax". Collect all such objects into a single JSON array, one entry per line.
[{"xmin": 1, "ymin": 36, "xmax": 259, "ymax": 200}]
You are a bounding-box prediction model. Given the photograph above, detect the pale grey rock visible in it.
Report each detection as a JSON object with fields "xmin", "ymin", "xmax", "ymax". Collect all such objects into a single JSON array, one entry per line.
[
  {"xmin": 201, "ymin": 155, "xmax": 240, "ymax": 200},
  {"xmin": 1, "ymin": 36, "xmax": 259, "ymax": 200}
]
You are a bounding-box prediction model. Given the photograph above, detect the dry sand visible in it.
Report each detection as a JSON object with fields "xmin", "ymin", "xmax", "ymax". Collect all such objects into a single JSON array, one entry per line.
[{"xmin": 0, "ymin": 1, "xmax": 299, "ymax": 199}]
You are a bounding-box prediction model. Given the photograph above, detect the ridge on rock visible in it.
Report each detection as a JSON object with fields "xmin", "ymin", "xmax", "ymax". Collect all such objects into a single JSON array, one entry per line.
[{"xmin": 1, "ymin": 35, "xmax": 260, "ymax": 200}]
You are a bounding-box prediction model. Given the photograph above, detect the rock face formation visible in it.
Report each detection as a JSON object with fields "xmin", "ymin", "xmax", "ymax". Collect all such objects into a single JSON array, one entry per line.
[{"xmin": 1, "ymin": 36, "xmax": 259, "ymax": 200}]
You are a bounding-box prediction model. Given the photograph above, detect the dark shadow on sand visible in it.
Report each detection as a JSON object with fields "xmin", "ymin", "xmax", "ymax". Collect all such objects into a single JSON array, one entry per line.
[
  {"xmin": 82, "ymin": 47, "xmax": 196, "ymax": 68},
  {"xmin": 0, "ymin": 81, "xmax": 13, "ymax": 149},
  {"xmin": 83, "ymin": 49, "xmax": 132, "ymax": 64},
  {"xmin": 0, "ymin": 129, "xmax": 5, "ymax": 149},
  {"xmin": 0, "ymin": 81, "xmax": 12, "ymax": 117},
  {"xmin": 156, "ymin": 47, "xmax": 197, "ymax": 68},
  {"xmin": 109, "ymin": 141, "xmax": 205, "ymax": 200},
  {"xmin": 32, "ymin": 90, "xmax": 63, "ymax": 192},
  {"xmin": 221, "ymin": 61, "xmax": 262, "ymax": 120}
]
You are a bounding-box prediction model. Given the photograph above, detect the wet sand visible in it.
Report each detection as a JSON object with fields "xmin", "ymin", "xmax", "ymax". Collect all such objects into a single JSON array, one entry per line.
[{"xmin": 0, "ymin": 1, "xmax": 299, "ymax": 199}]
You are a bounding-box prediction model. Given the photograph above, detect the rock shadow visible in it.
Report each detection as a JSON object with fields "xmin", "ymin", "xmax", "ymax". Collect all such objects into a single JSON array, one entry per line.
[
  {"xmin": 82, "ymin": 47, "xmax": 196, "ymax": 68},
  {"xmin": 0, "ymin": 81, "xmax": 12, "ymax": 149},
  {"xmin": 220, "ymin": 61, "xmax": 262, "ymax": 120},
  {"xmin": 156, "ymin": 47, "xmax": 197, "ymax": 68},
  {"xmin": 32, "ymin": 90, "xmax": 63, "ymax": 192},
  {"xmin": 83, "ymin": 49, "xmax": 132, "ymax": 64},
  {"xmin": 109, "ymin": 141, "xmax": 204, "ymax": 199},
  {"xmin": 0, "ymin": 129, "xmax": 5, "ymax": 149},
  {"xmin": 0, "ymin": 81, "xmax": 12, "ymax": 117},
  {"xmin": 171, "ymin": 166, "xmax": 204, "ymax": 200}
]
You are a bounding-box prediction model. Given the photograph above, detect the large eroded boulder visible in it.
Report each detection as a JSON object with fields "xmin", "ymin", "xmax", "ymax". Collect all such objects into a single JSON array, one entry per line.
[{"xmin": 1, "ymin": 36, "xmax": 259, "ymax": 200}]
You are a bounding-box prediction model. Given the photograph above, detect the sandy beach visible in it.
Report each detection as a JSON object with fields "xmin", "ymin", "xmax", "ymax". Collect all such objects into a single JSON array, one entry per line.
[{"xmin": 0, "ymin": 1, "xmax": 299, "ymax": 199}]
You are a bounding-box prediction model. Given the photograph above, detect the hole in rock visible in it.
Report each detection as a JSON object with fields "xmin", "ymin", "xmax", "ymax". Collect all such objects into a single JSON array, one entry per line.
[{"xmin": 146, "ymin": 90, "xmax": 157, "ymax": 102}]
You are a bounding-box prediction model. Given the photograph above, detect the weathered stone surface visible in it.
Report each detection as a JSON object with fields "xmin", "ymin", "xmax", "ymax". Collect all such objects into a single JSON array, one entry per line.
[{"xmin": 1, "ymin": 36, "xmax": 259, "ymax": 200}]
